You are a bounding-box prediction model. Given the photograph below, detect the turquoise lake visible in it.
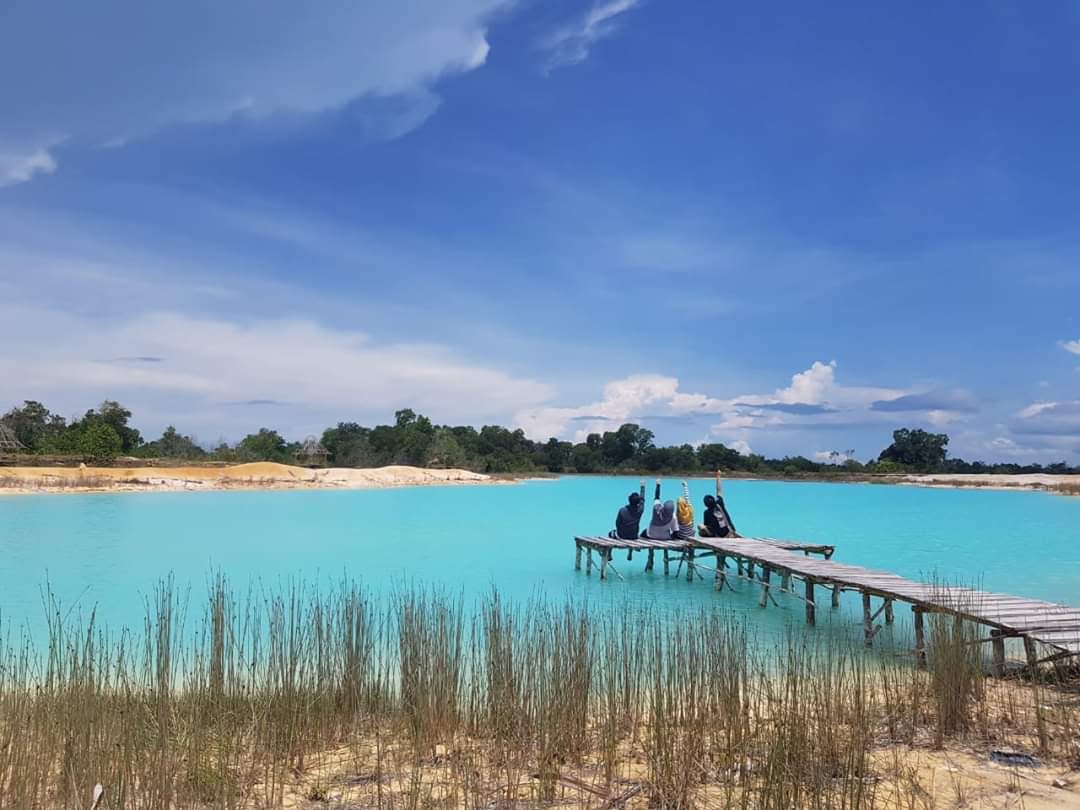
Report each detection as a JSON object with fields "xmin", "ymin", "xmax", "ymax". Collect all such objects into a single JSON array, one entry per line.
[{"xmin": 1, "ymin": 477, "xmax": 1078, "ymax": 650}]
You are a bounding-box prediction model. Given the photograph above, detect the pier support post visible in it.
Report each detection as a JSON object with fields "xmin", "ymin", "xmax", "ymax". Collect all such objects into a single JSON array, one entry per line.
[
  {"xmin": 913, "ymin": 607, "xmax": 927, "ymax": 669},
  {"xmin": 747, "ymin": 561, "xmax": 755, "ymax": 580},
  {"xmin": 1023, "ymin": 637, "xmax": 1038, "ymax": 670},
  {"xmin": 645, "ymin": 549, "xmax": 655, "ymax": 572},
  {"xmin": 715, "ymin": 555, "xmax": 726, "ymax": 591},
  {"xmin": 627, "ymin": 549, "xmax": 633, "ymax": 561},
  {"xmin": 781, "ymin": 571, "xmax": 791, "ymax": 592},
  {"xmin": 805, "ymin": 579, "xmax": 816, "ymax": 625},
  {"xmin": 663, "ymin": 550, "xmax": 670, "ymax": 576},
  {"xmin": 862, "ymin": 592, "xmax": 873, "ymax": 646},
  {"xmin": 737, "ymin": 559, "xmax": 744, "ymax": 578},
  {"xmin": 831, "ymin": 585, "xmax": 841, "ymax": 609},
  {"xmin": 575, "ymin": 542, "xmax": 582, "ymax": 571},
  {"xmin": 758, "ymin": 567, "xmax": 772, "ymax": 608},
  {"xmin": 991, "ymin": 629, "xmax": 1006, "ymax": 677},
  {"xmin": 586, "ymin": 548, "xmax": 593, "ymax": 576},
  {"xmin": 884, "ymin": 599, "xmax": 894, "ymax": 624},
  {"xmin": 600, "ymin": 549, "xmax": 609, "ymax": 581}
]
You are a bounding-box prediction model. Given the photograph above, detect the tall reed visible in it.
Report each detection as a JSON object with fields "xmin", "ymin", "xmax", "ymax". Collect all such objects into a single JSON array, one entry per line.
[{"xmin": 0, "ymin": 576, "xmax": 1075, "ymax": 809}]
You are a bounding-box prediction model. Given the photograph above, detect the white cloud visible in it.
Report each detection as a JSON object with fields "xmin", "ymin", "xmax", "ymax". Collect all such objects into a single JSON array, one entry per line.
[
  {"xmin": 0, "ymin": 146, "xmax": 58, "ymax": 187},
  {"xmin": 730, "ymin": 440, "xmax": 753, "ymax": 456},
  {"xmin": 1011, "ymin": 400, "xmax": 1080, "ymax": 437},
  {"xmin": 0, "ymin": 305, "xmax": 553, "ymax": 439},
  {"xmin": 1062, "ymin": 339, "xmax": 1080, "ymax": 355},
  {"xmin": 542, "ymin": 0, "xmax": 639, "ymax": 71},
  {"xmin": 0, "ymin": 1, "xmax": 509, "ymax": 183},
  {"xmin": 514, "ymin": 374, "xmax": 677, "ymax": 441}
]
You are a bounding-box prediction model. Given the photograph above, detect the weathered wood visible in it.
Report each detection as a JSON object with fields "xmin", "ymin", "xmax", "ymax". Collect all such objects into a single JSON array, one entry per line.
[
  {"xmin": 586, "ymin": 548, "xmax": 593, "ymax": 576},
  {"xmin": 781, "ymin": 571, "xmax": 791, "ymax": 592},
  {"xmin": 663, "ymin": 550, "xmax": 670, "ymax": 576},
  {"xmin": 758, "ymin": 567, "xmax": 772, "ymax": 608},
  {"xmin": 914, "ymin": 607, "xmax": 927, "ymax": 668},
  {"xmin": 575, "ymin": 542, "xmax": 582, "ymax": 571},
  {"xmin": 1023, "ymin": 636, "xmax": 1038, "ymax": 669},
  {"xmin": 645, "ymin": 548, "xmax": 655, "ymax": 572},
  {"xmin": 805, "ymin": 579, "xmax": 816, "ymax": 625},
  {"xmin": 686, "ymin": 548, "xmax": 696, "ymax": 582},
  {"xmin": 715, "ymin": 554, "xmax": 726, "ymax": 591},
  {"xmin": 600, "ymin": 549, "xmax": 609, "ymax": 581},
  {"xmin": 991, "ymin": 629, "xmax": 1006, "ymax": 676},
  {"xmin": 572, "ymin": 534, "xmax": 1080, "ymax": 660},
  {"xmin": 863, "ymin": 592, "xmax": 873, "ymax": 646},
  {"xmin": 832, "ymin": 585, "xmax": 841, "ymax": 609}
]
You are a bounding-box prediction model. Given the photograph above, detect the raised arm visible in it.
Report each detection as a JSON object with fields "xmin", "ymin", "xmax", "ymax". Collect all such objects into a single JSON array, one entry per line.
[
  {"xmin": 654, "ymin": 479, "xmax": 662, "ymax": 503},
  {"xmin": 715, "ymin": 470, "xmax": 723, "ymax": 498},
  {"xmin": 639, "ymin": 479, "xmax": 646, "ymax": 502},
  {"xmin": 681, "ymin": 480, "xmax": 690, "ymax": 502}
]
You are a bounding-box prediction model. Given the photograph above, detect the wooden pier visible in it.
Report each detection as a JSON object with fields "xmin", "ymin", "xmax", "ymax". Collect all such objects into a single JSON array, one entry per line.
[{"xmin": 573, "ymin": 534, "xmax": 1080, "ymax": 668}]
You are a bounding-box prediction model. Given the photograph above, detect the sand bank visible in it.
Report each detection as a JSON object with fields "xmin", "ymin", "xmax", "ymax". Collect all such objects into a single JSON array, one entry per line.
[
  {"xmin": 0, "ymin": 462, "xmax": 492, "ymax": 495},
  {"xmin": 896, "ymin": 473, "xmax": 1080, "ymax": 495}
]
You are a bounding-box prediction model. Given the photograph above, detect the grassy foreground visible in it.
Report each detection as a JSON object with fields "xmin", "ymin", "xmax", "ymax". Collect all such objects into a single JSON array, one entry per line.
[{"xmin": 0, "ymin": 579, "xmax": 1077, "ymax": 809}]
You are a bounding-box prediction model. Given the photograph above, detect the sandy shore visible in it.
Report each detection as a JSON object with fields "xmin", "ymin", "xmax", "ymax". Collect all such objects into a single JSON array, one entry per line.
[
  {"xmin": 896, "ymin": 473, "xmax": 1080, "ymax": 495},
  {"xmin": 0, "ymin": 462, "xmax": 492, "ymax": 495}
]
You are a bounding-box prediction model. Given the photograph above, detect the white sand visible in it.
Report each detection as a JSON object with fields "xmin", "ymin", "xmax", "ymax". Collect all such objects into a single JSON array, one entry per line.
[
  {"xmin": 896, "ymin": 473, "xmax": 1080, "ymax": 494},
  {"xmin": 0, "ymin": 462, "xmax": 493, "ymax": 495}
]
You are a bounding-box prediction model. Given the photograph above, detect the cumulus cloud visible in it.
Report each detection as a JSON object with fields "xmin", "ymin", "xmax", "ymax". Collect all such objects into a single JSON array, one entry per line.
[
  {"xmin": 1062, "ymin": 339, "xmax": 1080, "ymax": 355},
  {"xmin": 514, "ymin": 374, "xmax": 678, "ymax": 441},
  {"xmin": 0, "ymin": 1, "xmax": 508, "ymax": 183},
  {"xmin": 542, "ymin": 0, "xmax": 639, "ymax": 71}
]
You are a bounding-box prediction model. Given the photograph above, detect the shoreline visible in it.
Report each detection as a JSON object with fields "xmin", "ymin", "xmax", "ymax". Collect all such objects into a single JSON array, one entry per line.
[
  {"xmin": 0, "ymin": 462, "xmax": 500, "ymax": 496},
  {"xmin": 1, "ymin": 463, "xmax": 1077, "ymax": 497}
]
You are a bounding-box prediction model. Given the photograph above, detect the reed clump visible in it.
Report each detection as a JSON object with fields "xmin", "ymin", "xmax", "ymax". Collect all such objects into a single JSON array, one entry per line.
[{"xmin": 0, "ymin": 577, "xmax": 1076, "ymax": 809}]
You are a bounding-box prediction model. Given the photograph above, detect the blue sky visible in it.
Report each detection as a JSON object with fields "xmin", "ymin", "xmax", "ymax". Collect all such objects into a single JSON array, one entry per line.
[{"xmin": 1, "ymin": 0, "xmax": 1079, "ymax": 462}]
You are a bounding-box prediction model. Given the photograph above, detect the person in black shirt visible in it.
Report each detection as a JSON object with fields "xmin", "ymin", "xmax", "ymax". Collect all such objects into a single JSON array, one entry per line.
[
  {"xmin": 609, "ymin": 480, "xmax": 647, "ymax": 540},
  {"xmin": 699, "ymin": 473, "xmax": 738, "ymax": 538}
]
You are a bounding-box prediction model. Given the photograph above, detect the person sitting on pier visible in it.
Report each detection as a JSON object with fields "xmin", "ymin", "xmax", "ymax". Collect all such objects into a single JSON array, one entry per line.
[
  {"xmin": 699, "ymin": 494, "xmax": 731, "ymax": 537},
  {"xmin": 699, "ymin": 473, "xmax": 738, "ymax": 538},
  {"xmin": 608, "ymin": 479, "xmax": 647, "ymax": 540},
  {"xmin": 642, "ymin": 479, "xmax": 678, "ymax": 540},
  {"xmin": 674, "ymin": 480, "xmax": 695, "ymax": 539}
]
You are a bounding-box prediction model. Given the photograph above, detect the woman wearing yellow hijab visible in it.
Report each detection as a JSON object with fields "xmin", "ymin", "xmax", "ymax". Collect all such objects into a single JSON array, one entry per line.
[{"xmin": 675, "ymin": 480, "xmax": 695, "ymax": 539}]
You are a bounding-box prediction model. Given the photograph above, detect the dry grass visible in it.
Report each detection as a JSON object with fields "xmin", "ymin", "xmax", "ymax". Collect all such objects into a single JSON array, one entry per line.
[{"xmin": 0, "ymin": 579, "xmax": 1077, "ymax": 809}]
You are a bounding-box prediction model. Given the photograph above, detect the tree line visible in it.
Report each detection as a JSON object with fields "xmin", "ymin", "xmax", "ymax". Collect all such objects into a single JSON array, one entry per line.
[{"xmin": 2, "ymin": 399, "xmax": 1077, "ymax": 476}]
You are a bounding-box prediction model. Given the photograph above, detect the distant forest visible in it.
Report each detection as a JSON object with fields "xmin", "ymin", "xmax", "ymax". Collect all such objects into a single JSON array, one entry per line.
[{"xmin": 2, "ymin": 399, "xmax": 1078, "ymax": 476}]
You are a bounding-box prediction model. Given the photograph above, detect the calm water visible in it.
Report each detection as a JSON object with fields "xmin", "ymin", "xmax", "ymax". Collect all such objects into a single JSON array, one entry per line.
[{"xmin": 1, "ymin": 477, "xmax": 1078, "ymax": 648}]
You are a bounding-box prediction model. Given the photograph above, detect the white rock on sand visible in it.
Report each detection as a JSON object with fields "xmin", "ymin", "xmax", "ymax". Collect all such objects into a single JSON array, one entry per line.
[{"xmin": 0, "ymin": 462, "xmax": 492, "ymax": 494}]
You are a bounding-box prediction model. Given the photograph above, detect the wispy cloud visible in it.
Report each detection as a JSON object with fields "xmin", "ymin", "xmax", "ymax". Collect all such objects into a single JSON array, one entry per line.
[
  {"xmin": 541, "ymin": 0, "xmax": 639, "ymax": 72},
  {"xmin": 1062, "ymin": 339, "xmax": 1080, "ymax": 355}
]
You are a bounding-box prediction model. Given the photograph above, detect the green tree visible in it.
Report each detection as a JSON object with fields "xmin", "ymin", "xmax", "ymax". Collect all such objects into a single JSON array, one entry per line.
[
  {"xmin": 697, "ymin": 442, "xmax": 742, "ymax": 471},
  {"xmin": 145, "ymin": 426, "xmax": 204, "ymax": 459},
  {"xmin": 426, "ymin": 428, "xmax": 467, "ymax": 468},
  {"xmin": 321, "ymin": 422, "xmax": 372, "ymax": 466},
  {"xmin": 1, "ymin": 400, "xmax": 66, "ymax": 452},
  {"xmin": 877, "ymin": 428, "xmax": 949, "ymax": 470},
  {"xmin": 93, "ymin": 401, "xmax": 142, "ymax": 453},
  {"xmin": 237, "ymin": 428, "xmax": 289, "ymax": 462},
  {"xmin": 78, "ymin": 422, "xmax": 123, "ymax": 464},
  {"xmin": 571, "ymin": 443, "xmax": 602, "ymax": 473}
]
